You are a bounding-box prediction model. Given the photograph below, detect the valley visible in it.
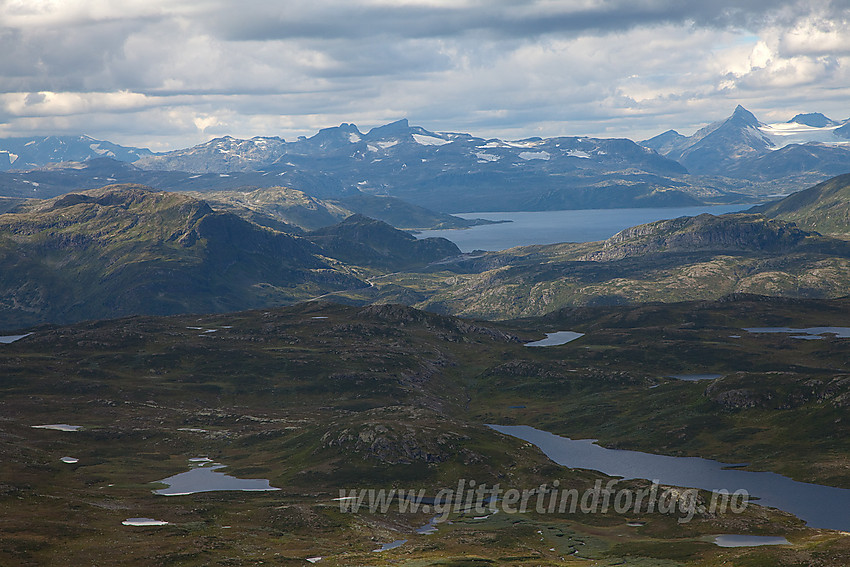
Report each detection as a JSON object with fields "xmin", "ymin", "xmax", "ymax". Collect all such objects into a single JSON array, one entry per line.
[{"xmin": 3, "ymin": 298, "xmax": 850, "ymax": 565}]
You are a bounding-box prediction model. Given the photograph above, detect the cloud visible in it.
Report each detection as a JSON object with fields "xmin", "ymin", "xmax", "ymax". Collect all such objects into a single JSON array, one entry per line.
[{"xmin": 0, "ymin": 0, "xmax": 848, "ymax": 149}]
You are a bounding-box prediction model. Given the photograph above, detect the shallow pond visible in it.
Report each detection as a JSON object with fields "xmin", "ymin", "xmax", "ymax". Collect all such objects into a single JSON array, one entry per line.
[
  {"xmin": 668, "ymin": 374, "xmax": 723, "ymax": 381},
  {"xmin": 745, "ymin": 327, "xmax": 850, "ymax": 339},
  {"xmin": 153, "ymin": 459, "xmax": 280, "ymax": 496},
  {"xmin": 714, "ymin": 535, "xmax": 790, "ymax": 547},
  {"xmin": 0, "ymin": 333, "xmax": 31, "ymax": 344},
  {"xmin": 489, "ymin": 424, "xmax": 850, "ymax": 530},
  {"xmin": 373, "ymin": 539, "xmax": 407, "ymax": 552},
  {"xmin": 32, "ymin": 424, "xmax": 81, "ymax": 432},
  {"xmin": 122, "ymin": 518, "xmax": 169, "ymax": 526},
  {"xmin": 524, "ymin": 331, "xmax": 584, "ymax": 347}
]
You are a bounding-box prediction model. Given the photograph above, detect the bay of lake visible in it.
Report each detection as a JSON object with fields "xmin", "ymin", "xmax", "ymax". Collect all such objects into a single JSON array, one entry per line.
[{"xmin": 416, "ymin": 205, "xmax": 748, "ymax": 252}]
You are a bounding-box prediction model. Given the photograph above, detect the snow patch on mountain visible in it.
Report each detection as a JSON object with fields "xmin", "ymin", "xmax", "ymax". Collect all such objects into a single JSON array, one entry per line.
[
  {"xmin": 565, "ymin": 149, "xmax": 591, "ymax": 159},
  {"xmin": 89, "ymin": 143, "xmax": 115, "ymax": 157},
  {"xmin": 475, "ymin": 152, "xmax": 500, "ymax": 162},
  {"xmin": 759, "ymin": 121, "xmax": 850, "ymax": 148},
  {"xmin": 519, "ymin": 151, "xmax": 550, "ymax": 160},
  {"xmin": 506, "ymin": 140, "xmax": 544, "ymax": 149},
  {"xmin": 412, "ymin": 134, "xmax": 450, "ymax": 146}
]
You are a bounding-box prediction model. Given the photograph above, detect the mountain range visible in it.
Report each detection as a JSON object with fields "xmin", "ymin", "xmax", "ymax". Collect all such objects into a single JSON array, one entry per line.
[
  {"xmin": 642, "ymin": 105, "xmax": 850, "ymax": 178},
  {"xmin": 3, "ymin": 106, "xmax": 849, "ymax": 214},
  {"xmin": 0, "ymin": 135, "xmax": 153, "ymax": 171},
  {"xmin": 2, "ymin": 172, "xmax": 850, "ymax": 329}
]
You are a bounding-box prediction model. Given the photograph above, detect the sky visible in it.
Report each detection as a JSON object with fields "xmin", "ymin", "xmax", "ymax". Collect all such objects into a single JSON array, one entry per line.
[{"xmin": 1, "ymin": 0, "xmax": 849, "ymax": 151}]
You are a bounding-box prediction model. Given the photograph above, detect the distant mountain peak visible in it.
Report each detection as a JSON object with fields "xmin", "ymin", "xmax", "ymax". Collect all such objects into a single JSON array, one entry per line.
[
  {"xmin": 788, "ymin": 113, "xmax": 836, "ymax": 128},
  {"xmin": 730, "ymin": 105, "xmax": 761, "ymax": 126},
  {"xmin": 366, "ymin": 119, "xmax": 411, "ymax": 137}
]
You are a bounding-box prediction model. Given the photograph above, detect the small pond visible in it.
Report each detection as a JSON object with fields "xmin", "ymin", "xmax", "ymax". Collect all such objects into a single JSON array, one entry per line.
[
  {"xmin": 745, "ymin": 327, "xmax": 850, "ymax": 339},
  {"xmin": 714, "ymin": 535, "xmax": 790, "ymax": 547},
  {"xmin": 0, "ymin": 333, "xmax": 31, "ymax": 344},
  {"xmin": 153, "ymin": 459, "xmax": 280, "ymax": 496},
  {"xmin": 373, "ymin": 539, "xmax": 407, "ymax": 552},
  {"xmin": 32, "ymin": 424, "xmax": 82, "ymax": 432},
  {"xmin": 123, "ymin": 518, "xmax": 169, "ymax": 526},
  {"xmin": 524, "ymin": 331, "xmax": 584, "ymax": 347},
  {"xmin": 668, "ymin": 374, "xmax": 723, "ymax": 381}
]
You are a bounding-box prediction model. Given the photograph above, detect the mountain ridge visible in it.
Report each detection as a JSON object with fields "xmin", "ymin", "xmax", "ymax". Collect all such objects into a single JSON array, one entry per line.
[
  {"xmin": 2, "ymin": 108, "xmax": 850, "ymax": 213},
  {"xmin": 0, "ymin": 185, "xmax": 462, "ymax": 328}
]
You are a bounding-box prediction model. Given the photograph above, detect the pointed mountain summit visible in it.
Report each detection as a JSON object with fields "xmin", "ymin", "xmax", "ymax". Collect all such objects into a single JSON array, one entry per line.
[
  {"xmin": 662, "ymin": 105, "xmax": 774, "ymax": 174},
  {"xmin": 729, "ymin": 104, "xmax": 761, "ymax": 127}
]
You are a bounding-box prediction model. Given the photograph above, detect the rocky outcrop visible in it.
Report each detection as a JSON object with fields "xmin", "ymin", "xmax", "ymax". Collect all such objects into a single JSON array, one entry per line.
[{"xmin": 582, "ymin": 213, "xmax": 812, "ymax": 261}]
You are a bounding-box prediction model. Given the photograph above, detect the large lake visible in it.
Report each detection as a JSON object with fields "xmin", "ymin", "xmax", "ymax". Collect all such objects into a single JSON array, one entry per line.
[
  {"xmin": 417, "ymin": 205, "xmax": 748, "ymax": 252},
  {"xmin": 489, "ymin": 424, "xmax": 850, "ymax": 531}
]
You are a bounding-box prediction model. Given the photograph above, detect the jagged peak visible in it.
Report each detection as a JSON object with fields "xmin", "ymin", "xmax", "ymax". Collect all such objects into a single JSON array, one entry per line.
[{"xmin": 730, "ymin": 105, "xmax": 761, "ymax": 126}]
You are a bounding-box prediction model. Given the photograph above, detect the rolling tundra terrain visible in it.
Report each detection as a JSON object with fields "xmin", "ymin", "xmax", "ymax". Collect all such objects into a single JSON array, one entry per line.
[{"xmin": 3, "ymin": 298, "xmax": 850, "ymax": 565}]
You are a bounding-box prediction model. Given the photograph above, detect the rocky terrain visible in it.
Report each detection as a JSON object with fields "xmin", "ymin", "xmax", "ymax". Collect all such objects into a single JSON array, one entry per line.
[
  {"xmin": 3, "ymin": 297, "xmax": 850, "ymax": 565},
  {"xmin": 0, "ymin": 185, "xmax": 460, "ymax": 328}
]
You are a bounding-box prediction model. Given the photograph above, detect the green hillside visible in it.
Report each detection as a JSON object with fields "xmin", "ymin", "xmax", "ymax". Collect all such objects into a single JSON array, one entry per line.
[
  {"xmin": 344, "ymin": 212, "xmax": 850, "ymax": 319},
  {"xmin": 0, "ymin": 185, "xmax": 363, "ymax": 328},
  {"xmin": 193, "ymin": 185, "xmax": 492, "ymax": 231},
  {"xmin": 756, "ymin": 172, "xmax": 850, "ymax": 238}
]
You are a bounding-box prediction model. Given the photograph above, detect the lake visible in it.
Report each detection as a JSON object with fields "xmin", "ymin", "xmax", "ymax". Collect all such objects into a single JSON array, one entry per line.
[
  {"xmin": 416, "ymin": 205, "xmax": 747, "ymax": 251},
  {"xmin": 668, "ymin": 374, "xmax": 724, "ymax": 381},
  {"xmin": 153, "ymin": 459, "xmax": 280, "ymax": 496},
  {"xmin": 489, "ymin": 424, "xmax": 850, "ymax": 531},
  {"xmin": 524, "ymin": 331, "xmax": 585, "ymax": 347},
  {"xmin": 0, "ymin": 333, "xmax": 32, "ymax": 344},
  {"xmin": 745, "ymin": 327, "xmax": 850, "ymax": 339}
]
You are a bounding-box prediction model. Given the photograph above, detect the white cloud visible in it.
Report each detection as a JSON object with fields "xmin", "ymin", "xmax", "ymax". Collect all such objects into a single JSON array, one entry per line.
[{"xmin": 0, "ymin": 0, "xmax": 849, "ymax": 149}]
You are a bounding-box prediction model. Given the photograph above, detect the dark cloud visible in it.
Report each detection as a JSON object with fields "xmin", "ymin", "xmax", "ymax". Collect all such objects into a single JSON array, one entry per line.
[
  {"xmin": 206, "ymin": 0, "xmax": 836, "ymax": 42},
  {"xmin": 0, "ymin": 0, "xmax": 847, "ymax": 149}
]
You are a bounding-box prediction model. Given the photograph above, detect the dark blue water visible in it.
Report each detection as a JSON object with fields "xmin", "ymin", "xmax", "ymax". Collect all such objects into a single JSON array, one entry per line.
[
  {"xmin": 489, "ymin": 424, "xmax": 850, "ymax": 530},
  {"xmin": 416, "ymin": 205, "xmax": 746, "ymax": 251}
]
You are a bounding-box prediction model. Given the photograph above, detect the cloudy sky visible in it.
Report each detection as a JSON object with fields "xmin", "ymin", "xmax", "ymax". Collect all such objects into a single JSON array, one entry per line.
[{"xmin": 1, "ymin": 0, "xmax": 848, "ymax": 150}]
